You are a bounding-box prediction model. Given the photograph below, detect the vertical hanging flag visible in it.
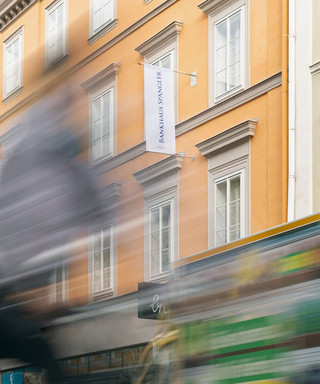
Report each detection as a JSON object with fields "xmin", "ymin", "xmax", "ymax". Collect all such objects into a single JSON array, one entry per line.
[{"xmin": 144, "ymin": 63, "xmax": 176, "ymax": 155}]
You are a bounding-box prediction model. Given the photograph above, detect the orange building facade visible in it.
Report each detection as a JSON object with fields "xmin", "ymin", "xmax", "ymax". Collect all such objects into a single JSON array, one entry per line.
[{"xmin": 0, "ymin": 0, "xmax": 288, "ymax": 376}]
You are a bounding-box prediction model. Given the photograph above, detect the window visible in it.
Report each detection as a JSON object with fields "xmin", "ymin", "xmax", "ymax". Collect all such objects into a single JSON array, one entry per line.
[
  {"xmin": 91, "ymin": 0, "xmax": 115, "ymax": 37},
  {"xmin": 134, "ymin": 155, "xmax": 182, "ymax": 281},
  {"xmin": 196, "ymin": 119, "xmax": 257, "ymax": 248},
  {"xmin": 135, "ymin": 21, "xmax": 182, "ymax": 122},
  {"xmin": 149, "ymin": 201, "xmax": 173, "ymax": 277},
  {"xmin": 199, "ymin": 0, "xmax": 248, "ymax": 105},
  {"xmin": 214, "ymin": 7, "xmax": 243, "ymax": 99},
  {"xmin": 151, "ymin": 50, "xmax": 174, "ymax": 70},
  {"xmin": 91, "ymin": 88, "xmax": 113, "ymax": 161},
  {"xmin": 214, "ymin": 171, "xmax": 243, "ymax": 246},
  {"xmin": 92, "ymin": 226, "xmax": 113, "ymax": 295},
  {"xmin": 45, "ymin": 0, "xmax": 67, "ymax": 68},
  {"xmin": 50, "ymin": 259, "xmax": 68, "ymax": 303},
  {"xmin": 3, "ymin": 27, "xmax": 23, "ymax": 100},
  {"xmin": 81, "ymin": 63, "xmax": 120, "ymax": 163}
]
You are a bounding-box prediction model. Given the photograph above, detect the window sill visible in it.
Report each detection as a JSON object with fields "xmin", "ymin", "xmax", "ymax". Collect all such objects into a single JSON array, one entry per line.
[
  {"xmin": 213, "ymin": 84, "xmax": 245, "ymax": 106},
  {"xmin": 2, "ymin": 86, "xmax": 23, "ymax": 105},
  {"xmin": 92, "ymin": 289, "xmax": 114, "ymax": 302},
  {"xmin": 88, "ymin": 19, "xmax": 118, "ymax": 45},
  {"xmin": 150, "ymin": 271, "xmax": 173, "ymax": 283},
  {"xmin": 44, "ymin": 54, "xmax": 69, "ymax": 74},
  {"xmin": 91, "ymin": 153, "xmax": 114, "ymax": 165}
]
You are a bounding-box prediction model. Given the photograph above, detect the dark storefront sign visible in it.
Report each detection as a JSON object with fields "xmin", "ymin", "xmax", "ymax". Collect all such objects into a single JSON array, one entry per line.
[{"xmin": 138, "ymin": 282, "xmax": 168, "ymax": 320}]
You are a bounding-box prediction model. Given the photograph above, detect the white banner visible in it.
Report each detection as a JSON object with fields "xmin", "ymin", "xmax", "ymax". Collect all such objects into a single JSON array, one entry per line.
[{"xmin": 144, "ymin": 63, "xmax": 176, "ymax": 155}]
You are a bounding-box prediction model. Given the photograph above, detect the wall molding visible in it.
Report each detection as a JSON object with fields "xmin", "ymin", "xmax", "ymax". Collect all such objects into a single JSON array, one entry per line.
[
  {"xmin": 93, "ymin": 141, "xmax": 146, "ymax": 174},
  {"xmin": 176, "ymin": 71, "xmax": 281, "ymax": 137}
]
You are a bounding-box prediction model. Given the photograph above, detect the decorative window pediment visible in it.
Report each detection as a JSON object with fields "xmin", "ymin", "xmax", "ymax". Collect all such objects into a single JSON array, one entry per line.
[
  {"xmin": 81, "ymin": 62, "xmax": 120, "ymax": 94},
  {"xmin": 133, "ymin": 155, "xmax": 183, "ymax": 186},
  {"xmin": 198, "ymin": 0, "xmax": 240, "ymax": 16},
  {"xmin": 135, "ymin": 20, "xmax": 182, "ymax": 59},
  {"xmin": 195, "ymin": 119, "xmax": 257, "ymax": 157}
]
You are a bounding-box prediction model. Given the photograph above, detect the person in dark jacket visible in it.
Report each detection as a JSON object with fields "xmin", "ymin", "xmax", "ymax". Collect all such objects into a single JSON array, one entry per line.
[{"xmin": 0, "ymin": 82, "xmax": 105, "ymax": 383}]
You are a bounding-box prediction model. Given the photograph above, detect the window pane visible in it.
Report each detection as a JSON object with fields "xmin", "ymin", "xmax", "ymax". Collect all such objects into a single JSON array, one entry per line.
[
  {"xmin": 229, "ymin": 38, "xmax": 240, "ymax": 65},
  {"xmin": 103, "ymin": 266, "xmax": 110, "ymax": 289},
  {"xmin": 216, "ymin": 44, "xmax": 227, "ymax": 74},
  {"xmin": 102, "ymin": 93, "xmax": 111, "ymax": 155},
  {"xmin": 94, "ymin": 232, "xmax": 101, "ymax": 252},
  {"xmin": 229, "ymin": 62, "xmax": 241, "ymax": 89},
  {"xmin": 151, "ymin": 230, "xmax": 160, "ymax": 254},
  {"xmin": 230, "ymin": 175, "xmax": 240, "ymax": 201},
  {"xmin": 151, "ymin": 252, "xmax": 160, "ymax": 276},
  {"xmin": 216, "ymin": 20, "xmax": 227, "ymax": 49},
  {"xmin": 94, "ymin": 251, "xmax": 101, "ymax": 272},
  {"xmin": 102, "ymin": 0, "xmax": 112, "ymax": 23},
  {"xmin": 162, "ymin": 250, "xmax": 170, "ymax": 272},
  {"xmin": 216, "ymin": 205, "xmax": 227, "ymax": 231},
  {"xmin": 94, "ymin": 270, "xmax": 101, "ymax": 292},
  {"xmin": 216, "ymin": 229, "xmax": 227, "ymax": 246},
  {"xmin": 229, "ymin": 224, "xmax": 240, "ymax": 242},
  {"xmin": 160, "ymin": 54, "xmax": 172, "ymax": 69},
  {"xmin": 216, "ymin": 70, "xmax": 227, "ymax": 96},
  {"xmin": 151, "ymin": 208, "xmax": 159, "ymax": 232},
  {"xmin": 103, "ymin": 228, "xmax": 110, "ymax": 249},
  {"xmin": 161, "ymin": 204, "xmax": 171, "ymax": 228},
  {"xmin": 162, "ymin": 228, "xmax": 169, "ymax": 252},
  {"xmin": 230, "ymin": 12, "xmax": 241, "ymax": 41},
  {"xmin": 216, "ymin": 181, "xmax": 227, "ymax": 206},
  {"xmin": 93, "ymin": 9, "xmax": 102, "ymax": 32}
]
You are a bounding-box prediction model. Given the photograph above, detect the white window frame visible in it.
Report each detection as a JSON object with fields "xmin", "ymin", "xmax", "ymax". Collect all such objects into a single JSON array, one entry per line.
[
  {"xmin": 207, "ymin": 0, "xmax": 249, "ymax": 106},
  {"xmin": 91, "ymin": 225, "xmax": 115, "ymax": 299},
  {"xmin": 81, "ymin": 63, "xmax": 119, "ymax": 164},
  {"xmin": 148, "ymin": 199, "xmax": 174, "ymax": 279},
  {"xmin": 213, "ymin": 169, "xmax": 244, "ymax": 246},
  {"xmin": 90, "ymin": 86, "xmax": 114, "ymax": 162},
  {"xmin": 3, "ymin": 27, "xmax": 23, "ymax": 101},
  {"xmin": 49, "ymin": 257, "xmax": 68, "ymax": 303},
  {"xmin": 89, "ymin": 0, "xmax": 116, "ymax": 41},
  {"xmin": 45, "ymin": 0, "xmax": 68, "ymax": 69},
  {"xmin": 196, "ymin": 119, "xmax": 257, "ymax": 249},
  {"xmin": 134, "ymin": 155, "xmax": 182, "ymax": 282}
]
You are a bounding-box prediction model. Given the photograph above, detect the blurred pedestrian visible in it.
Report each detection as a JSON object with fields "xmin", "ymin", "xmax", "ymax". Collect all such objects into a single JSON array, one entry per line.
[{"xmin": 0, "ymin": 80, "xmax": 105, "ymax": 383}]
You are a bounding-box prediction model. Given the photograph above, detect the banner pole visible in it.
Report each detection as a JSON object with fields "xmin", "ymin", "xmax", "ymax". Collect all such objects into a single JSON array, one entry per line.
[{"xmin": 138, "ymin": 62, "xmax": 196, "ymax": 78}]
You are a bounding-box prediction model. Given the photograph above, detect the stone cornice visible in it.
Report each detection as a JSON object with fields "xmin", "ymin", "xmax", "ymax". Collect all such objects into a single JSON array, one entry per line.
[
  {"xmin": 198, "ymin": 0, "xmax": 240, "ymax": 15},
  {"xmin": 135, "ymin": 20, "xmax": 183, "ymax": 58},
  {"xmin": 195, "ymin": 119, "xmax": 257, "ymax": 157},
  {"xmin": 80, "ymin": 62, "xmax": 121, "ymax": 93},
  {"xmin": 133, "ymin": 155, "xmax": 183, "ymax": 185},
  {"xmin": 0, "ymin": 0, "xmax": 38, "ymax": 32}
]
